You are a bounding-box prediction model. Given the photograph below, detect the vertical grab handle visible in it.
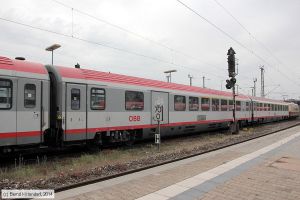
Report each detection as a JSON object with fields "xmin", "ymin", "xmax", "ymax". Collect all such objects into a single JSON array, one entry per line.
[{"xmin": 41, "ymin": 106, "xmax": 45, "ymax": 127}]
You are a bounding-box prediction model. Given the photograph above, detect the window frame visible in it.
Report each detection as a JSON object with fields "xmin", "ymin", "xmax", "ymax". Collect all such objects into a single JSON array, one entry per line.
[
  {"xmin": 221, "ymin": 99, "xmax": 228, "ymax": 111},
  {"xmin": 0, "ymin": 78, "xmax": 13, "ymax": 110},
  {"xmin": 24, "ymin": 83, "xmax": 36, "ymax": 108},
  {"xmin": 211, "ymin": 98, "xmax": 220, "ymax": 111},
  {"xmin": 71, "ymin": 88, "xmax": 81, "ymax": 110},
  {"xmin": 236, "ymin": 101, "xmax": 241, "ymax": 111},
  {"xmin": 201, "ymin": 97, "xmax": 210, "ymax": 111},
  {"xmin": 90, "ymin": 88, "xmax": 106, "ymax": 110},
  {"xmin": 125, "ymin": 90, "xmax": 144, "ymax": 111},
  {"xmin": 229, "ymin": 100, "xmax": 234, "ymax": 111},
  {"xmin": 245, "ymin": 101, "xmax": 249, "ymax": 111},
  {"xmin": 174, "ymin": 95, "xmax": 186, "ymax": 111},
  {"xmin": 189, "ymin": 96, "xmax": 199, "ymax": 111}
]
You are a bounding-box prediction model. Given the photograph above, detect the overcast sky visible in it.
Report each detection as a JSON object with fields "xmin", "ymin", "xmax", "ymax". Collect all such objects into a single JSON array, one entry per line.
[{"xmin": 0, "ymin": 0, "xmax": 299, "ymax": 100}]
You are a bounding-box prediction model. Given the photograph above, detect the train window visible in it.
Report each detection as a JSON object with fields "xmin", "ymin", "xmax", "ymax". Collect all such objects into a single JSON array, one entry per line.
[
  {"xmin": 236, "ymin": 101, "xmax": 241, "ymax": 111},
  {"xmin": 71, "ymin": 88, "xmax": 80, "ymax": 110},
  {"xmin": 271, "ymin": 104, "xmax": 274, "ymax": 111},
  {"xmin": 125, "ymin": 91, "xmax": 144, "ymax": 110},
  {"xmin": 259, "ymin": 103, "xmax": 263, "ymax": 111},
  {"xmin": 201, "ymin": 98, "xmax": 210, "ymax": 111},
  {"xmin": 212, "ymin": 99, "xmax": 220, "ymax": 111},
  {"xmin": 24, "ymin": 84, "xmax": 36, "ymax": 108},
  {"xmin": 0, "ymin": 79, "xmax": 12, "ymax": 109},
  {"xmin": 174, "ymin": 95, "xmax": 186, "ymax": 111},
  {"xmin": 221, "ymin": 99, "xmax": 228, "ymax": 111},
  {"xmin": 189, "ymin": 96, "xmax": 199, "ymax": 111},
  {"xmin": 246, "ymin": 102, "xmax": 249, "ymax": 111},
  {"xmin": 91, "ymin": 88, "xmax": 105, "ymax": 110},
  {"xmin": 229, "ymin": 100, "xmax": 233, "ymax": 111}
]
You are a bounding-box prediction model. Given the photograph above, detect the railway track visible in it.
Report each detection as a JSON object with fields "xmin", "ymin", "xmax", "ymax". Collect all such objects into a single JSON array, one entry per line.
[{"xmin": 54, "ymin": 119, "xmax": 300, "ymax": 193}]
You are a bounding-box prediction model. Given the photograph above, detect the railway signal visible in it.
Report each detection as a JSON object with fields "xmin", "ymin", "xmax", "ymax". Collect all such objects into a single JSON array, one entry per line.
[
  {"xmin": 226, "ymin": 47, "xmax": 239, "ymax": 134},
  {"xmin": 225, "ymin": 77, "xmax": 236, "ymax": 89},
  {"xmin": 227, "ymin": 47, "xmax": 236, "ymax": 77}
]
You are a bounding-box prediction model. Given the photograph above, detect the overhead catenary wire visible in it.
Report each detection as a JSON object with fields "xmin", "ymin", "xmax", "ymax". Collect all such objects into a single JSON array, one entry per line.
[
  {"xmin": 0, "ymin": 16, "xmax": 224, "ymax": 80},
  {"xmin": 50, "ymin": 0, "xmax": 227, "ymax": 73},
  {"xmin": 1, "ymin": 1, "xmax": 294, "ymax": 97},
  {"xmin": 212, "ymin": 0, "xmax": 299, "ymax": 80},
  {"xmin": 176, "ymin": 0, "xmax": 299, "ymax": 86}
]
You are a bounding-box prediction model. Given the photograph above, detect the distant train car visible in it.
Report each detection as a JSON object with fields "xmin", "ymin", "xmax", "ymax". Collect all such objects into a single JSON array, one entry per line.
[
  {"xmin": 0, "ymin": 56, "xmax": 291, "ymax": 152},
  {"xmin": 288, "ymin": 103, "xmax": 300, "ymax": 118}
]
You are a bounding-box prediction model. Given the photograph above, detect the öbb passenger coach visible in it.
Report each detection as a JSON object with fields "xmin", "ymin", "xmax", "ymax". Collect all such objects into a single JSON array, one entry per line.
[{"xmin": 0, "ymin": 56, "xmax": 298, "ymax": 153}]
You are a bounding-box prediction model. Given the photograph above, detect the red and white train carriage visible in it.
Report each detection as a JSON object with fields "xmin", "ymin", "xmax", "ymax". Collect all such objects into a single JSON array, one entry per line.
[{"xmin": 0, "ymin": 56, "xmax": 298, "ymax": 152}]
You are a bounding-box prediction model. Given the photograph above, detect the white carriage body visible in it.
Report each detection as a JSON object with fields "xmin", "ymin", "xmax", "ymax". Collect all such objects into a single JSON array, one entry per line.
[{"xmin": 0, "ymin": 56, "xmax": 292, "ymax": 148}]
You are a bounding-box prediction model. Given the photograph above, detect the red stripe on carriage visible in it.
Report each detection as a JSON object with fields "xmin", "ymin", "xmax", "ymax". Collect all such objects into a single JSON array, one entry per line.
[
  {"xmin": 64, "ymin": 115, "xmax": 289, "ymax": 135},
  {"xmin": 65, "ymin": 119, "xmax": 234, "ymax": 134},
  {"xmin": 0, "ymin": 131, "xmax": 41, "ymax": 139},
  {"xmin": 0, "ymin": 115, "xmax": 289, "ymax": 137}
]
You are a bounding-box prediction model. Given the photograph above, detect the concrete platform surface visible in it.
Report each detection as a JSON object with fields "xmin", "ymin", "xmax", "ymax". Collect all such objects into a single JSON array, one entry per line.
[{"xmin": 54, "ymin": 125, "xmax": 300, "ymax": 200}]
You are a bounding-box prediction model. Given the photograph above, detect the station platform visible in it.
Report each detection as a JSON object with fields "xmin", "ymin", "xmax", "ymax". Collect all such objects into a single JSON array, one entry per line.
[{"xmin": 55, "ymin": 126, "xmax": 300, "ymax": 200}]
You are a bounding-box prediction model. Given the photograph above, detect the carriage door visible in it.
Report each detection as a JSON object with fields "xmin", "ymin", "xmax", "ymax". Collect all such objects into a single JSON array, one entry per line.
[
  {"xmin": 65, "ymin": 83, "xmax": 87, "ymax": 141},
  {"xmin": 17, "ymin": 79, "xmax": 42, "ymax": 145},
  {"xmin": 151, "ymin": 91, "xmax": 169, "ymax": 124}
]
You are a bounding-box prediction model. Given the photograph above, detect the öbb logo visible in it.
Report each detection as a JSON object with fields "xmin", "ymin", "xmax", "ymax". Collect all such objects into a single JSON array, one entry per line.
[{"xmin": 129, "ymin": 116, "xmax": 141, "ymax": 122}]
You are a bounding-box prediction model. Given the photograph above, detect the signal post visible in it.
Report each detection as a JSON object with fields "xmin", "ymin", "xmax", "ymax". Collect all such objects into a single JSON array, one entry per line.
[
  {"xmin": 154, "ymin": 104, "xmax": 163, "ymax": 151},
  {"xmin": 226, "ymin": 47, "xmax": 239, "ymax": 134}
]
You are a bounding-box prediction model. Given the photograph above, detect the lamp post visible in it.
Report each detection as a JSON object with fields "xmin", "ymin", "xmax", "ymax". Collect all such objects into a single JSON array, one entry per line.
[
  {"xmin": 164, "ymin": 70, "xmax": 177, "ymax": 83},
  {"xmin": 45, "ymin": 44, "xmax": 61, "ymax": 65},
  {"xmin": 188, "ymin": 74, "xmax": 193, "ymax": 86},
  {"xmin": 202, "ymin": 76, "xmax": 210, "ymax": 88},
  {"xmin": 253, "ymin": 78, "xmax": 257, "ymax": 96},
  {"xmin": 220, "ymin": 80, "xmax": 224, "ymax": 91}
]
